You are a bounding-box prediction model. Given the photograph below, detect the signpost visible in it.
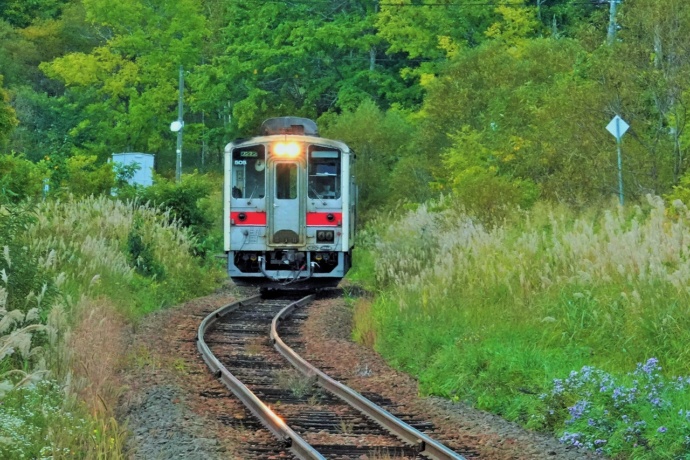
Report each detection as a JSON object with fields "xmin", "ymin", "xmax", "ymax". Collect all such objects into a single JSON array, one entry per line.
[{"xmin": 606, "ymin": 115, "xmax": 629, "ymax": 205}]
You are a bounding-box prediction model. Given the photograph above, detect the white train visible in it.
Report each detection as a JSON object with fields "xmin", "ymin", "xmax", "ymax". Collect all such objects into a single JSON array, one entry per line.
[{"xmin": 223, "ymin": 117, "xmax": 356, "ymax": 290}]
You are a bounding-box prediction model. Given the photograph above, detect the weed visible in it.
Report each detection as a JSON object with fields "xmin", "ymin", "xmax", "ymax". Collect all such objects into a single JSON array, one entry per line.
[
  {"xmin": 275, "ymin": 368, "xmax": 316, "ymax": 398},
  {"xmin": 244, "ymin": 337, "xmax": 265, "ymax": 356},
  {"xmin": 338, "ymin": 417, "xmax": 355, "ymax": 434},
  {"xmin": 172, "ymin": 358, "xmax": 189, "ymax": 375}
]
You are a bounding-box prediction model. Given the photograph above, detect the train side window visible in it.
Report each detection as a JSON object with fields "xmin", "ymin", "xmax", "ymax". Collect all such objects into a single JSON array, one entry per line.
[
  {"xmin": 232, "ymin": 146, "xmax": 266, "ymax": 199},
  {"xmin": 275, "ymin": 163, "xmax": 297, "ymax": 199},
  {"xmin": 308, "ymin": 148, "xmax": 340, "ymax": 199}
]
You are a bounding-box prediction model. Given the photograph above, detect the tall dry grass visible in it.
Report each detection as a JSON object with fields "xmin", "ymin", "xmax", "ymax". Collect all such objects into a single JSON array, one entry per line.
[
  {"xmin": 1, "ymin": 194, "xmax": 223, "ymax": 457},
  {"xmin": 358, "ymin": 196, "xmax": 690, "ymax": 457},
  {"xmin": 371, "ymin": 196, "xmax": 690, "ymax": 371},
  {"xmin": 28, "ymin": 195, "xmax": 221, "ymax": 316},
  {"xmin": 67, "ymin": 296, "xmax": 126, "ymax": 416}
]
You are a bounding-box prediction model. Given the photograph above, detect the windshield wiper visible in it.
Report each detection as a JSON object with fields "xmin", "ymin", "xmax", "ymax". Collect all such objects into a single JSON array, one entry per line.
[
  {"xmin": 310, "ymin": 185, "xmax": 327, "ymax": 205},
  {"xmin": 246, "ymin": 185, "xmax": 257, "ymax": 205}
]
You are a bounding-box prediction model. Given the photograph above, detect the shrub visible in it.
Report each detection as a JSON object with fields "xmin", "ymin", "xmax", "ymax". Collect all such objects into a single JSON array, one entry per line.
[
  {"xmin": 0, "ymin": 153, "xmax": 49, "ymax": 203},
  {"xmin": 63, "ymin": 154, "xmax": 115, "ymax": 197},
  {"xmin": 119, "ymin": 172, "xmax": 223, "ymax": 260},
  {"xmin": 542, "ymin": 359, "xmax": 690, "ymax": 458}
]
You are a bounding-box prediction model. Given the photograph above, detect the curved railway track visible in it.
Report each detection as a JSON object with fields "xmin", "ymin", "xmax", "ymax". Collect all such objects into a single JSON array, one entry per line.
[{"xmin": 197, "ymin": 293, "xmax": 471, "ymax": 459}]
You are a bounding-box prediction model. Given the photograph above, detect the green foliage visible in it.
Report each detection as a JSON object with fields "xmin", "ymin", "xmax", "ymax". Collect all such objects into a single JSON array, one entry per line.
[
  {"xmin": 0, "ymin": 203, "xmax": 56, "ymax": 315},
  {"xmin": 191, "ymin": 0, "xmax": 412, "ymax": 139},
  {"xmin": 665, "ymin": 170, "xmax": 690, "ymax": 206},
  {"xmin": 127, "ymin": 219, "xmax": 165, "ymax": 279},
  {"xmin": 0, "ymin": 76, "xmax": 18, "ymax": 144},
  {"xmin": 132, "ymin": 172, "xmax": 214, "ymax": 240},
  {"xmin": 0, "ymin": 380, "xmax": 98, "ymax": 459},
  {"xmin": 541, "ymin": 360, "xmax": 690, "ymax": 457},
  {"xmin": 358, "ymin": 197, "xmax": 690, "ymax": 457},
  {"xmin": 319, "ymin": 101, "xmax": 422, "ymax": 221},
  {"xmin": 422, "ymin": 37, "xmax": 616, "ymax": 205},
  {"xmin": 39, "ymin": 0, "xmax": 208, "ymax": 166},
  {"xmin": 62, "ymin": 154, "xmax": 115, "ymax": 197},
  {"xmin": 27, "ymin": 195, "xmax": 223, "ymax": 318},
  {"xmin": 440, "ymin": 126, "xmax": 539, "ymax": 223},
  {"xmin": 0, "ymin": 152, "xmax": 49, "ymax": 203},
  {"xmin": 0, "ymin": 0, "xmax": 70, "ymax": 28}
]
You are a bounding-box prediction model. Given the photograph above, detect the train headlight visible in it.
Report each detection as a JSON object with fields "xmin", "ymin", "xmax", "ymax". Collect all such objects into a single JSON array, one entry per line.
[
  {"xmin": 316, "ymin": 230, "xmax": 334, "ymax": 243},
  {"xmin": 274, "ymin": 142, "xmax": 300, "ymax": 157}
]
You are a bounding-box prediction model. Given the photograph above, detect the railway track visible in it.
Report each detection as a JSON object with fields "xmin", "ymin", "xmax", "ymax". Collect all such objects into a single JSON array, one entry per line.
[{"xmin": 197, "ymin": 293, "xmax": 471, "ymax": 459}]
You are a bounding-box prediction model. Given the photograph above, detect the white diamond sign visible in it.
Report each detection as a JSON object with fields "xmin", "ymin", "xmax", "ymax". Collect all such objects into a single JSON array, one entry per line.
[{"xmin": 606, "ymin": 115, "xmax": 629, "ymax": 141}]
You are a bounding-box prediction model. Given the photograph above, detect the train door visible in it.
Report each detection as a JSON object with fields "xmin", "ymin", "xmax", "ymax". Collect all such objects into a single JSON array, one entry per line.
[{"xmin": 268, "ymin": 160, "xmax": 305, "ymax": 245}]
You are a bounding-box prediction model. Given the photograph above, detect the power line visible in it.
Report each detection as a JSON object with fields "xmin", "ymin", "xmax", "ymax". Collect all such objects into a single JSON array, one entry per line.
[{"xmin": 232, "ymin": 0, "xmax": 607, "ymax": 7}]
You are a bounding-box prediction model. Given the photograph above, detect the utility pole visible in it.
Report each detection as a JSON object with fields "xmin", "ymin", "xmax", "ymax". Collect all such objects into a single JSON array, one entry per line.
[
  {"xmin": 176, "ymin": 66, "xmax": 184, "ymax": 183},
  {"xmin": 607, "ymin": 0, "xmax": 620, "ymax": 45}
]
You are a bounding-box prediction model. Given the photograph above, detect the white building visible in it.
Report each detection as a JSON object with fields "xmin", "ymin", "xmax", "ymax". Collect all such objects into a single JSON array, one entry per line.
[{"xmin": 111, "ymin": 153, "xmax": 154, "ymax": 187}]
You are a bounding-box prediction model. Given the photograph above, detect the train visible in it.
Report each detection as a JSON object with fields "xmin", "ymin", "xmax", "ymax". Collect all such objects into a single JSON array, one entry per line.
[{"xmin": 223, "ymin": 116, "xmax": 356, "ymax": 290}]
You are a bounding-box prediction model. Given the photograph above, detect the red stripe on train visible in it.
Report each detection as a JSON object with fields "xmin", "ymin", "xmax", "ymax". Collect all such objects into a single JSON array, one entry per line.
[
  {"xmin": 306, "ymin": 212, "xmax": 341, "ymax": 226},
  {"xmin": 230, "ymin": 211, "xmax": 266, "ymax": 225}
]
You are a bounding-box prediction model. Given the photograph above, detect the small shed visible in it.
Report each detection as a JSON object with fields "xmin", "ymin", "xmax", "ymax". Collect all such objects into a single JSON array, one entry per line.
[{"xmin": 111, "ymin": 153, "xmax": 154, "ymax": 187}]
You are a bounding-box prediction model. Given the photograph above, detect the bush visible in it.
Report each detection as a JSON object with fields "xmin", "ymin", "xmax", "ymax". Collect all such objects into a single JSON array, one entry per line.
[
  {"xmin": 119, "ymin": 172, "xmax": 222, "ymax": 259},
  {"xmin": 63, "ymin": 154, "xmax": 115, "ymax": 197},
  {"xmin": 0, "ymin": 153, "xmax": 49, "ymax": 203}
]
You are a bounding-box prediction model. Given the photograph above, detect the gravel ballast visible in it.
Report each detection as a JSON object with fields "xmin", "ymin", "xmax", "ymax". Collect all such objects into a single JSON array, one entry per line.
[{"xmin": 116, "ymin": 287, "xmax": 594, "ymax": 459}]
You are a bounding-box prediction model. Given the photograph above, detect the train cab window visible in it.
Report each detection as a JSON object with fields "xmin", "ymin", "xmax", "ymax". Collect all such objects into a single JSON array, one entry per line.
[
  {"xmin": 232, "ymin": 146, "xmax": 266, "ymax": 199},
  {"xmin": 308, "ymin": 148, "xmax": 341, "ymax": 199},
  {"xmin": 275, "ymin": 163, "xmax": 297, "ymax": 199}
]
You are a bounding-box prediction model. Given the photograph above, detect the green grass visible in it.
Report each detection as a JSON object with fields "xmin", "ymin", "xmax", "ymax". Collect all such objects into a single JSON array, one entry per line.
[{"xmin": 357, "ymin": 196, "xmax": 690, "ymax": 457}]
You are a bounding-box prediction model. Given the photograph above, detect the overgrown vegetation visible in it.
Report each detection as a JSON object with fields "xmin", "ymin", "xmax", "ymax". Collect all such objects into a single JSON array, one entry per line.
[
  {"xmin": 0, "ymin": 194, "xmax": 223, "ymax": 457},
  {"xmin": 4, "ymin": 0, "xmax": 690, "ymax": 457},
  {"xmin": 352, "ymin": 197, "xmax": 690, "ymax": 458}
]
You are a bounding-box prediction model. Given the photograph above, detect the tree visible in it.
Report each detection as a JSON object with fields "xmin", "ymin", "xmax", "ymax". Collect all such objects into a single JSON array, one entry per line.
[
  {"xmin": 421, "ymin": 36, "xmax": 621, "ymax": 205},
  {"xmin": 40, "ymin": 0, "xmax": 208, "ymax": 168},
  {"xmin": 0, "ymin": 0, "xmax": 70, "ymax": 28},
  {"xmin": 319, "ymin": 100, "xmax": 421, "ymax": 217},
  {"xmin": 615, "ymin": 0, "xmax": 690, "ymax": 186},
  {"xmin": 191, "ymin": 0, "xmax": 411, "ymax": 139},
  {"xmin": 0, "ymin": 76, "xmax": 17, "ymax": 145}
]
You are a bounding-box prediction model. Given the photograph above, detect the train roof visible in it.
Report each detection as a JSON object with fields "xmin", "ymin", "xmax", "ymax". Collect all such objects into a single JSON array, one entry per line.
[
  {"xmin": 224, "ymin": 134, "xmax": 351, "ymax": 154},
  {"xmin": 261, "ymin": 117, "xmax": 318, "ymax": 136}
]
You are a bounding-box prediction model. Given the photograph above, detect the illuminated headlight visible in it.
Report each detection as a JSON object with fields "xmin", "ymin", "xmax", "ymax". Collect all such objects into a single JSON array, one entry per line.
[{"xmin": 274, "ymin": 142, "xmax": 300, "ymax": 157}]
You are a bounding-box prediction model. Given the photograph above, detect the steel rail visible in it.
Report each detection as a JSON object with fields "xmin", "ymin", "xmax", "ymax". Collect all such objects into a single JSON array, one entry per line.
[
  {"xmin": 271, "ymin": 298, "xmax": 466, "ymax": 460},
  {"xmin": 196, "ymin": 294, "xmax": 326, "ymax": 460}
]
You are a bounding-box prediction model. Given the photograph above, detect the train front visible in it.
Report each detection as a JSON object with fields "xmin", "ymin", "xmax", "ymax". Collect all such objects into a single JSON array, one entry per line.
[{"xmin": 223, "ymin": 117, "xmax": 355, "ymax": 290}]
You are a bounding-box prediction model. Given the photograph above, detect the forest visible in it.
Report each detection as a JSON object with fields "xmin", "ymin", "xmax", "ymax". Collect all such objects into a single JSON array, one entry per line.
[
  {"xmin": 4, "ymin": 1, "xmax": 690, "ymax": 458},
  {"xmin": 2, "ymin": 0, "xmax": 690, "ymax": 214}
]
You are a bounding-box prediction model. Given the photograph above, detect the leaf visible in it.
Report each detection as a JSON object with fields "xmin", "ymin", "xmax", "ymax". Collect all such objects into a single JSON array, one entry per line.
[{"xmin": 0, "ymin": 380, "xmax": 14, "ymax": 398}]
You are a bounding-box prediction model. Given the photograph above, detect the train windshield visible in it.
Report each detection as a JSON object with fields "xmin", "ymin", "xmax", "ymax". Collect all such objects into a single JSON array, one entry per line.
[
  {"xmin": 231, "ymin": 146, "xmax": 266, "ymax": 199},
  {"xmin": 308, "ymin": 147, "xmax": 340, "ymax": 199}
]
